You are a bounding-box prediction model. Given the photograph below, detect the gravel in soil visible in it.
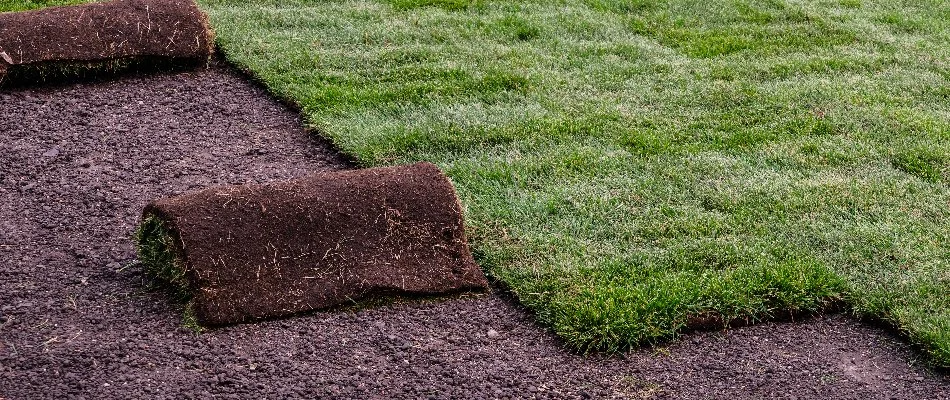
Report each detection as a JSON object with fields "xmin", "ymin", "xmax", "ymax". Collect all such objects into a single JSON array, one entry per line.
[{"xmin": 0, "ymin": 64, "xmax": 947, "ymax": 399}]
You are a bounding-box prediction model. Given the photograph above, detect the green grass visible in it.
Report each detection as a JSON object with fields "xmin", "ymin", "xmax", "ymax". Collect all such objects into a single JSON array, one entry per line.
[
  {"xmin": 196, "ymin": 0, "xmax": 950, "ymax": 365},
  {"xmin": 0, "ymin": 0, "xmax": 89, "ymax": 12},
  {"xmin": 6, "ymin": 0, "xmax": 948, "ymax": 366},
  {"xmin": 135, "ymin": 216, "xmax": 189, "ymax": 301},
  {"xmin": 135, "ymin": 215, "xmax": 202, "ymax": 331}
]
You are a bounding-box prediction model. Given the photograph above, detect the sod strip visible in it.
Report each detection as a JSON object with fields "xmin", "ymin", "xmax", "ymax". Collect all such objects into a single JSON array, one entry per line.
[
  {"xmin": 137, "ymin": 162, "xmax": 488, "ymax": 326},
  {"xmin": 0, "ymin": 0, "xmax": 213, "ymax": 85}
]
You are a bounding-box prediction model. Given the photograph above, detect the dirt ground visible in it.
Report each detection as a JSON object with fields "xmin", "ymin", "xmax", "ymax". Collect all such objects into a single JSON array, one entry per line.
[{"xmin": 0, "ymin": 63, "xmax": 947, "ymax": 399}]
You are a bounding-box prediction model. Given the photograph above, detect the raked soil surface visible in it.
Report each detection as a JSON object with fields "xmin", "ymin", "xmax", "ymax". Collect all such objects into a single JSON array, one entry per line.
[{"xmin": 0, "ymin": 63, "xmax": 947, "ymax": 399}]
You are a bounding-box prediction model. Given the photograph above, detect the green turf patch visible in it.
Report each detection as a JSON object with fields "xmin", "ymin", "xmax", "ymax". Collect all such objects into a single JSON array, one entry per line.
[
  {"xmin": 387, "ymin": 0, "xmax": 478, "ymax": 11},
  {"xmin": 196, "ymin": 0, "xmax": 950, "ymax": 366},
  {"xmin": 0, "ymin": 0, "xmax": 90, "ymax": 12},
  {"xmin": 892, "ymin": 149, "xmax": 949, "ymax": 183}
]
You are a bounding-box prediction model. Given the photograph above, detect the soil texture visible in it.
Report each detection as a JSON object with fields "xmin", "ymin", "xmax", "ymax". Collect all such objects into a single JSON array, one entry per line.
[
  {"xmin": 0, "ymin": 0, "xmax": 212, "ymax": 84},
  {"xmin": 0, "ymin": 64, "xmax": 947, "ymax": 399},
  {"xmin": 143, "ymin": 162, "xmax": 486, "ymax": 325}
]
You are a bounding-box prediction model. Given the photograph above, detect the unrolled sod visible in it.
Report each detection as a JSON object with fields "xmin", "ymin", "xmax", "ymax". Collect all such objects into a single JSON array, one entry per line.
[{"xmin": 137, "ymin": 162, "xmax": 489, "ymax": 326}]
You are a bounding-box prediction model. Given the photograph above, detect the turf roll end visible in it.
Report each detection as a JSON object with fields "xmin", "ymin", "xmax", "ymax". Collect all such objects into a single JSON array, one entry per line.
[
  {"xmin": 136, "ymin": 162, "xmax": 489, "ymax": 326},
  {"xmin": 135, "ymin": 215, "xmax": 192, "ymax": 304},
  {"xmin": 0, "ymin": 0, "xmax": 214, "ymax": 85}
]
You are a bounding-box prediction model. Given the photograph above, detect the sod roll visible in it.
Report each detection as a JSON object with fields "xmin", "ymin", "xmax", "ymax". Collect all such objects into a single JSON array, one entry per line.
[
  {"xmin": 0, "ymin": 0, "xmax": 213, "ymax": 84},
  {"xmin": 137, "ymin": 162, "xmax": 488, "ymax": 326}
]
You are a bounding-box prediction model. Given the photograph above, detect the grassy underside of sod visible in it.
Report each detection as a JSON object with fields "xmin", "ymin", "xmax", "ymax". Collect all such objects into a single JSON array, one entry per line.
[
  {"xmin": 196, "ymin": 0, "xmax": 949, "ymax": 365},
  {"xmin": 6, "ymin": 0, "xmax": 947, "ymax": 366},
  {"xmin": 134, "ymin": 215, "xmax": 202, "ymax": 331}
]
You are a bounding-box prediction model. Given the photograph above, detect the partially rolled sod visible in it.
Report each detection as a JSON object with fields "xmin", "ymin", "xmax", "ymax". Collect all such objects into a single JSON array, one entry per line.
[
  {"xmin": 0, "ymin": 0, "xmax": 213, "ymax": 84},
  {"xmin": 137, "ymin": 162, "xmax": 488, "ymax": 326}
]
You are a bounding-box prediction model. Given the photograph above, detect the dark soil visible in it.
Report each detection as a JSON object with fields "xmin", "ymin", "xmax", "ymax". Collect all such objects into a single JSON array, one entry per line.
[
  {"xmin": 142, "ymin": 162, "xmax": 486, "ymax": 326},
  {"xmin": 0, "ymin": 64, "xmax": 947, "ymax": 399},
  {"xmin": 0, "ymin": 0, "xmax": 212, "ymax": 85}
]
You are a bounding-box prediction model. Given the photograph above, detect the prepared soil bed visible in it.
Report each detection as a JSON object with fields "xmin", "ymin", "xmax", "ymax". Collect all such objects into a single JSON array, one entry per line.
[
  {"xmin": 0, "ymin": 64, "xmax": 946, "ymax": 399},
  {"xmin": 0, "ymin": 0, "xmax": 213, "ymax": 85}
]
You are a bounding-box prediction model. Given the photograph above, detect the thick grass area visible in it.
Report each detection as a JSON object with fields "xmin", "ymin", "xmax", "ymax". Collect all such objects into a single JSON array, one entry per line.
[
  {"xmin": 0, "ymin": 0, "xmax": 88, "ymax": 12},
  {"xmin": 198, "ymin": 0, "xmax": 949, "ymax": 365},
  {"xmin": 6, "ymin": 0, "xmax": 947, "ymax": 365}
]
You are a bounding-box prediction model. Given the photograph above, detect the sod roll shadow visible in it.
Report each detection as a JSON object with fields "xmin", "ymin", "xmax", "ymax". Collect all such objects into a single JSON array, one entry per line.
[
  {"xmin": 0, "ymin": 0, "xmax": 213, "ymax": 85},
  {"xmin": 137, "ymin": 162, "xmax": 489, "ymax": 326}
]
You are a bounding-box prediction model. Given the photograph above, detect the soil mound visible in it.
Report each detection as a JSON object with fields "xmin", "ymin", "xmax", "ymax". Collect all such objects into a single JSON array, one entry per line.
[
  {"xmin": 0, "ymin": 0, "xmax": 213, "ymax": 85},
  {"xmin": 138, "ymin": 162, "xmax": 488, "ymax": 326}
]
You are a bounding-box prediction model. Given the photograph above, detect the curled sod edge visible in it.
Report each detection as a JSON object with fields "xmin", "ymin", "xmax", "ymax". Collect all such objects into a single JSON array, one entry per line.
[{"xmin": 134, "ymin": 214, "xmax": 201, "ymax": 332}]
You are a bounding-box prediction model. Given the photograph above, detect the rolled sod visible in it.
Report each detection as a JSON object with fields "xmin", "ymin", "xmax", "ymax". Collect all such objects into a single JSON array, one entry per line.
[
  {"xmin": 137, "ymin": 162, "xmax": 489, "ymax": 326},
  {"xmin": 0, "ymin": 0, "xmax": 213, "ymax": 84}
]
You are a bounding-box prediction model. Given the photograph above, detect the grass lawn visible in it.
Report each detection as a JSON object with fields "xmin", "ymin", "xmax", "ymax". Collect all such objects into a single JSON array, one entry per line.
[
  {"xmin": 6, "ymin": 0, "xmax": 948, "ymax": 366},
  {"xmin": 0, "ymin": 0, "xmax": 87, "ymax": 12}
]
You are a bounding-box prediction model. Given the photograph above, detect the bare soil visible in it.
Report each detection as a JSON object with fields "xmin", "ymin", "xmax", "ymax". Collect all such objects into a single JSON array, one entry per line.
[{"xmin": 0, "ymin": 63, "xmax": 947, "ymax": 399}]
